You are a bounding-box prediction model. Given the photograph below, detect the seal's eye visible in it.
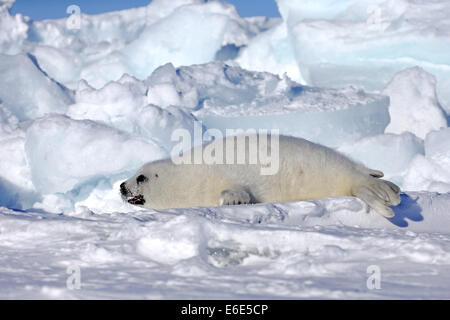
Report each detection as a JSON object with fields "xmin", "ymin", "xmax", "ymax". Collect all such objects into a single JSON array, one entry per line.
[{"xmin": 136, "ymin": 175, "xmax": 149, "ymax": 184}]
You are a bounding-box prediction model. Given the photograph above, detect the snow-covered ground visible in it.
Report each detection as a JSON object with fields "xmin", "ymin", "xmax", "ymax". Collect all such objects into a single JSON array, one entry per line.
[
  {"xmin": 2, "ymin": 192, "xmax": 450, "ymax": 299},
  {"xmin": 0, "ymin": 0, "xmax": 449, "ymax": 299}
]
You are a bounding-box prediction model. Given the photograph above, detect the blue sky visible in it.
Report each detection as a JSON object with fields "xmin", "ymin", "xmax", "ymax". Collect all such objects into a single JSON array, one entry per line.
[{"xmin": 10, "ymin": 0, "xmax": 280, "ymax": 20}]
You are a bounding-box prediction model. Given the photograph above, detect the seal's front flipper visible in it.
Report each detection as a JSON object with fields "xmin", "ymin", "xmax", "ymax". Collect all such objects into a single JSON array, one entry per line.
[{"xmin": 219, "ymin": 189, "xmax": 251, "ymax": 206}]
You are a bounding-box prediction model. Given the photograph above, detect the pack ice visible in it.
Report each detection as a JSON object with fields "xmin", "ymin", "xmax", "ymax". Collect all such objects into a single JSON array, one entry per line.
[
  {"xmin": 239, "ymin": 0, "xmax": 450, "ymax": 114},
  {"xmin": 0, "ymin": 0, "xmax": 449, "ymax": 299}
]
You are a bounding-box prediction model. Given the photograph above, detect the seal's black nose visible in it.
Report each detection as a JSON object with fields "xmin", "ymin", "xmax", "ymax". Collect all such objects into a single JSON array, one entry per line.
[{"xmin": 120, "ymin": 182, "xmax": 127, "ymax": 195}]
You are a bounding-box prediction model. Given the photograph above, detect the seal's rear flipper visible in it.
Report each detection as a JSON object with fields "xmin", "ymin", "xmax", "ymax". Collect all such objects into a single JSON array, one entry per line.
[
  {"xmin": 352, "ymin": 179, "xmax": 401, "ymax": 218},
  {"xmin": 219, "ymin": 189, "xmax": 251, "ymax": 206},
  {"xmin": 367, "ymin": 169, "xmax": 384, "ymax": 178},
  {"xmin": 383, "ymin": 179, "xmax": 401, "ymax": 194}
]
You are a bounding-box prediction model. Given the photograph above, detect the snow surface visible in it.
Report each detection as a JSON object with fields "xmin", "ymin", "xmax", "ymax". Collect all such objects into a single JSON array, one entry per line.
[
  {"xmin": 1, "ymin": 192, "xmax": 450, "ymax": 299},
  {"xmin": 0, "ymin": 0, "xmax": 449, "ymax": 299}
]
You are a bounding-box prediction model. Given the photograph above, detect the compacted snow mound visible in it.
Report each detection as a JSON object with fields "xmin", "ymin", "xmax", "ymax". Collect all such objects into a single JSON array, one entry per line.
[
  {"xmin": 338, "ymin": 132, "xmax": 424, "ymax": 185},
  {"xmin": 425, "ymin": 128, "xmax": 450, "ymax": 172},
  {"xmin": 0, "ymin": 102, "xmax": 36, "ymax": 209},
  {"xmin": 383, "ymin": 67, "xmax": 447, "ymax": 139},
  {"xmin": 0, "ymin": 53, "xmax": 73, "ymax": 120},
  {"xmin": 0, "ymin": 0, "xmax": 28, "ymax": 54},
  {"xmin": 403, "ymin": 128, "xmax": 450, "ymax": 193},
  {"xmin": 235, "ymin": 20, "xmax": 302, "ymax": 83},
  {"xmin": 67, "ymin": 73, "xmax": 201, "ymax": 151}
]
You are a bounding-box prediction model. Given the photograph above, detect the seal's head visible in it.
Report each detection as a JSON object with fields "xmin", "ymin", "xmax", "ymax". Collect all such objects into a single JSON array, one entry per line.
[
  {"xmin": 120, "ymin": 160, "xmax": 176, "ymax": 209},
  {"xmin": 120, "ymin": 173, "xmax": 151, "ymax": 206}
]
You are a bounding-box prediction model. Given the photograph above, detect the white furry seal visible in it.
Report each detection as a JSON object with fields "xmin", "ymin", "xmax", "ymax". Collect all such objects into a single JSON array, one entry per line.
[{"xmin": 120, "ymin": 134, "xmax": 401, "ymax": 217}]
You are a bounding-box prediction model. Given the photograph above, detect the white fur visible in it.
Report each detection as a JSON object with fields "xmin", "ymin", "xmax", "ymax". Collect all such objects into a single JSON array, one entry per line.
[{"xmin": 121, "ymin": 135, "xmax": 401, "ymax": 217}]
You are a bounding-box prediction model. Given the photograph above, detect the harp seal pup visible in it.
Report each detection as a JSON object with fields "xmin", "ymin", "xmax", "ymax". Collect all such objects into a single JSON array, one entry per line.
[{"xmin": 120, "ymin": 134, "xmax": 401, "ymax": 217}]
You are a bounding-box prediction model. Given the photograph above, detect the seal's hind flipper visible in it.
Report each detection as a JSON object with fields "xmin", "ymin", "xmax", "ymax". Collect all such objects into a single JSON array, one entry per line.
[
  {"xmin": 352, "ymin": 179, "xmax": 401, "ymax": 218},
  {"xmin": 219, "ymin": 189, "xmax": 251, "ymax": 206},
  {"xmin": 383, "ymin": 179, "xmax": 401, "ymax": 194},
  {"xmin": 368, "ymin": 169, "xmax": 384, "ymax": 178}
]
